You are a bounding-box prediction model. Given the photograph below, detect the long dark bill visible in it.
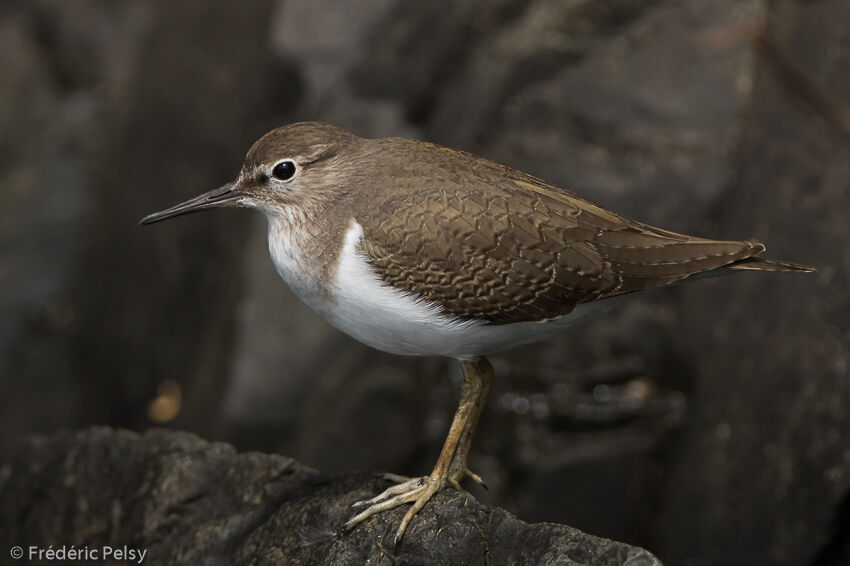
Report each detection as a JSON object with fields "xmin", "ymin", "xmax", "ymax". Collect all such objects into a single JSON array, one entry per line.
[{"xmin": 139, "ymin": 181, "xmax": 243, "ymax": 225}]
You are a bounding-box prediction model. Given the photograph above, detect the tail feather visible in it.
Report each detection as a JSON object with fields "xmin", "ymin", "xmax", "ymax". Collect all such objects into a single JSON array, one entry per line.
[
  {"xmin": 681, "ymin": 244, "xmax": 814, "ymax": 283},
  {"xmin": 727, "ymin": 256, "xmax": 816, "ymax": 273}
]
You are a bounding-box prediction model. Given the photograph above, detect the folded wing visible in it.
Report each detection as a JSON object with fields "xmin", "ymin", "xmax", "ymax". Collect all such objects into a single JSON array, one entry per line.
[{"xmin": 358, "ymin": 156, "xmax": 808, "ymax": 325}]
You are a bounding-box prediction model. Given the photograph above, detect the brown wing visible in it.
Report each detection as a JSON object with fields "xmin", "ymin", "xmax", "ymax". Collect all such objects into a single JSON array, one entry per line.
[{"xmin": 358, "ymin": 154, "xmax": 763, "ymax": 325}]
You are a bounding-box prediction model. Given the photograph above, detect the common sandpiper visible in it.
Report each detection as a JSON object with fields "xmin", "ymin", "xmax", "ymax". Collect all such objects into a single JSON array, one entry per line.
[{"xmin": 141, "ymin": 121, "xmax": 814, "ymax": 544}]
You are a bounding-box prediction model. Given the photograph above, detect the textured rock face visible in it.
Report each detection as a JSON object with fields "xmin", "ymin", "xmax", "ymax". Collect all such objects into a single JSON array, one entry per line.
[
  {"xmin": 658, "ymin": 4, "xmax": 850, "ymax": 563},
  {"xmin": 0, "ymin": 1, "xmax": 848, "ymax": 564},
  {"xmin": 0, "ymin": 429, "xmax": 660, "ymax": 566}
]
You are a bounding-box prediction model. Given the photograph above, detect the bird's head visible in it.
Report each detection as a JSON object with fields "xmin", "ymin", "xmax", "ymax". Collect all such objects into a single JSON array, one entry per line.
[{"xmin": 140, "ymin": 122, "xmax": 358, "ymax": 225}]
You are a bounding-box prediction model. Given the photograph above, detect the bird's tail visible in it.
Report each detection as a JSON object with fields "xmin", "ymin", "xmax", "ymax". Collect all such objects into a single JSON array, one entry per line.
[
  {"xmin": 681, "ymin": 245, "xmax": 815, "ymax": 282},
  {"xmin": 726, "ymin": 256, "xmax": 816, "ymax": 273}
]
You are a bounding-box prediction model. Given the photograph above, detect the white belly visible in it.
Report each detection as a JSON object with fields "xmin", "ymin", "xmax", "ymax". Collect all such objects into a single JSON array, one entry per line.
[{"xmin": 270, "ymin": 218, "xmax": 610, "ymax": 360}]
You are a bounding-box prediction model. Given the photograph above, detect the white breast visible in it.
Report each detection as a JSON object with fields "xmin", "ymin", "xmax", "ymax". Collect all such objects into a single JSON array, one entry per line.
[
  {"xmin": 266, "ymin": 211, "xmax": 327, "ymax": 315},
  {"xmin": 270, "ymin": 219, "xmax": 610, "ymax": 360}
]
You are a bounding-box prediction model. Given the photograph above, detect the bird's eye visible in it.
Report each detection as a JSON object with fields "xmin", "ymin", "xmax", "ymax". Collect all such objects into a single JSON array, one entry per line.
[{"xmin": 271, "ymin": 160, "xmax": 297, "ymax": 181}]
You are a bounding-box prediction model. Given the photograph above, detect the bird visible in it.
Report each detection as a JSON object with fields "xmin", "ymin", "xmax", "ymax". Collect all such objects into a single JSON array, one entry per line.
[{"xmin": 140, "ymin": 121, "xmax": 814, "ymax": 545}]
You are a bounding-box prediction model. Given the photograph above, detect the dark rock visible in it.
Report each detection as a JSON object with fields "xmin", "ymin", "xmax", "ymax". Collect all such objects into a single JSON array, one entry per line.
[
  {"xmin": 0, "ymin": 428, "xmax": 660, "ymax": 565},
  {"xmin": 658, "ymin": 1, "xmax": 850, "ymax": 564},
  {"xmin": 0, "ymin": 0, "xmax": 295, "ymax": 451}
]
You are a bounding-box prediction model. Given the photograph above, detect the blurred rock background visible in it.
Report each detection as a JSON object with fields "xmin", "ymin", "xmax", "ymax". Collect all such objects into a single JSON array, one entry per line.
[{"xmin": 0, "ymin": 1, "xmax": 847, "ymax": 564}]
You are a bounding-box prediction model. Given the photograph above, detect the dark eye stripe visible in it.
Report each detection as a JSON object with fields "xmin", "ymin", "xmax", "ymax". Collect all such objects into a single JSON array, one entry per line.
[{"xmin": 272, "ymin": 160, "xmax": 296, "ymax": 181}]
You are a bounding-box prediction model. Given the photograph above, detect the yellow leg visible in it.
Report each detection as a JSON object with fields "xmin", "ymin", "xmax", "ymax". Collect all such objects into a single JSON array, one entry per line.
[
  {"xmin": 344, "ymin": 356, "xmax": 494, "ymax": 545},
  {"xmin": 447, "ymin": 358, "xmax": 493, "ymax": 487}
]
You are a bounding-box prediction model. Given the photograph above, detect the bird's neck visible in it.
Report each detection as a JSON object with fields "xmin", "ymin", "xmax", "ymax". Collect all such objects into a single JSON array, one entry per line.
[{"xmin": 264, "ymin": 205, "xmax": 342, "ymax": 308}]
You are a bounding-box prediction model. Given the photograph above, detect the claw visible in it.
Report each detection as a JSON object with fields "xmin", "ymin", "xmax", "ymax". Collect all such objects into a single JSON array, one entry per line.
[{"xmin": 465, "ymin": 468, "xmax": 488, "ymax": 490}]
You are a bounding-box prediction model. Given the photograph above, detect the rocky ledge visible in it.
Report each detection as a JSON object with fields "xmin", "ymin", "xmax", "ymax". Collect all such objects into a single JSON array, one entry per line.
[{"xmin": 0, "ymin": 428, "xmax": 659, "ymax": 565}]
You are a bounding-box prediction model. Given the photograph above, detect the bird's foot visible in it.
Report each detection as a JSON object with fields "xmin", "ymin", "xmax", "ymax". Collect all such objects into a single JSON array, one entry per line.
[
  {"xmin": 345, "ymin": 472, "xmax": 450, "ymax": 545},
  {"xmin": 344, "ymin": 465, "xmax": 486, "ymax": 544}
]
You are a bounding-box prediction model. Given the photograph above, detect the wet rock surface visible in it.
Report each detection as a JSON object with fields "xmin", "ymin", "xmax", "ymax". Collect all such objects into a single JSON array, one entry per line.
[{"xmin": 0, "ymin": 428, "xmax": 660, "ymax": 566}]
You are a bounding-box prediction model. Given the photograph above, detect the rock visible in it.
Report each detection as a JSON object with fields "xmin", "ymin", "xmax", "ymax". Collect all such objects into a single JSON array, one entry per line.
[
  {"xmin": 0, "ymin": 0, "xmax": 298, "ymax": 450},
  {"xmin": 657, "ymin": 1, "xmax": 850, "ymax": 564},
  {"xmin": 0, "ymin": 428, "xmax": 659, "ymax": 565}
]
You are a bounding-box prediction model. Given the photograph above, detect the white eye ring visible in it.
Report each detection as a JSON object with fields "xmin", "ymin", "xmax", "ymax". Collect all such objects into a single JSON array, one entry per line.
[{"xmin": 271, "ymin": 159, "xmax": 297, "ymax": 182}]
